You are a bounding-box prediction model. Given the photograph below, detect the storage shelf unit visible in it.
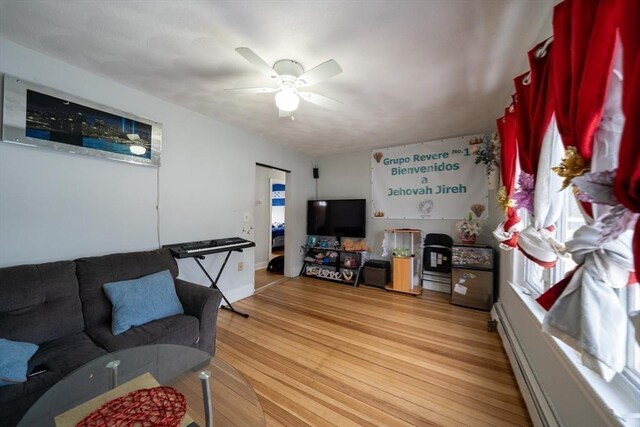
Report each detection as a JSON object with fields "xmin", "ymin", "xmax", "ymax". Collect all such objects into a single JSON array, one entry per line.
[
  {"xmin": 385, "ymin": 229, "xmax": 423, "ymax": 295},
  {"xmin": 300, "ymin": 246, "xmax": 369, "ymax": 286}
]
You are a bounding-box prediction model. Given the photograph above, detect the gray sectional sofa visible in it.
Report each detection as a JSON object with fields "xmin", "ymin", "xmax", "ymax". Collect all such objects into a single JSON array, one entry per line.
[{"xmin": 0, "ymin": 248, "xmax": 222, "ymax": 426}]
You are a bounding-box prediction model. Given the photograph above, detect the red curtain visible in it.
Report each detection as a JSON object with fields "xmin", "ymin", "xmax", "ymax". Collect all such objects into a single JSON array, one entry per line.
[
  {"xmin": 513, "ymin": 73, "xmax": 535, "ymax": 175},
  {"xmin": 526, "ymin": 39, "xmax": 555, "ymax": 173},
  {"xmin": 513, "ymin": 39, "xmax": 555, "ymax": 179},
  {"xmin": 497, "ymin": 105, "xmax": 520, "ymax": 247},
  {"xmin": 551, "ymin": 1, "xmax": 572, "ymax": 148},
  {"xmin": 551, "ymin": 0, "xmax": 619, "ymax": 220},
  {"xmin": 538, "ymin": 0, "xmax": 622, "ymax": 308},
  {"xmin": 552, "ymin": 0, "xmax": 619, "ymax": 162},
  {"xmin": 615, "ymin": 0, "xmax": 640, "ymax": 275}
]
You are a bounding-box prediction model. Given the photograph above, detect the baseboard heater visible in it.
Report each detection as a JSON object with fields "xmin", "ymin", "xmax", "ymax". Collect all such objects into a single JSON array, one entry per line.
[{"xmin": 491, "ymin": 303, "xmax": 560, "ymax": 427}]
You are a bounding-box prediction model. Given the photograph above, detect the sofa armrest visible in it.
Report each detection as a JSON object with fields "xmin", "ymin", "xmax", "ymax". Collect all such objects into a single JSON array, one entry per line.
[{"xmin": 174, "ymin": 279, "xmax": 222, "ymax": 355}]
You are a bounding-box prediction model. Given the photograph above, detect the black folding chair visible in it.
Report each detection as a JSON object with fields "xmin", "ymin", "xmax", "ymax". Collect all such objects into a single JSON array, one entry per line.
[{"xmin": 422, "ymin": 233, "xmax": 453, "ymax": 292}]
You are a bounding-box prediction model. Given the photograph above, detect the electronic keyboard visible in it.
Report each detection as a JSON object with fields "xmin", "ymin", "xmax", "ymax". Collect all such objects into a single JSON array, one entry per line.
[{"xmin": 164, "ymin": 237, "xmax": 255, "ymax": 258}]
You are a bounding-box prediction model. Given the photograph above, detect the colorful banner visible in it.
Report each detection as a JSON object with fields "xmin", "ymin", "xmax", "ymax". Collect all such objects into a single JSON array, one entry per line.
[{"xmin": 371, "ymin": 136, "xmax": 488, "ymax": 219}]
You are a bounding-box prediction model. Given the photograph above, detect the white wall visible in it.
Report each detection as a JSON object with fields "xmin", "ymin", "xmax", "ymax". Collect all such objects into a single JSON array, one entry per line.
[
  {"xmin": 317, "ymin": 148, "xmax": 501, "ymax": 258},
  {"xmin": 254, "ymin": 166, "xmax": 286, "ymax": 269},
  {"xmin": 0, "ymin": 39, "xmax": 315, "ymax": 300}
]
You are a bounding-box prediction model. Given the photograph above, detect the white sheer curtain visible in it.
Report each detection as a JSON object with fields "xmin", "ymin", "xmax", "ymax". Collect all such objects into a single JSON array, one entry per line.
[{"xmin": 517, "ymin": 117, "xmax": 565, "ymax": 267}]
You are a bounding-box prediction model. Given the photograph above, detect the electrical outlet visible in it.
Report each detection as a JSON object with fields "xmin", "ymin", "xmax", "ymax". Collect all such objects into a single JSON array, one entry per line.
[{"xmin": 237, "ymin": 262, "xmax": 244, "ymax": 271}]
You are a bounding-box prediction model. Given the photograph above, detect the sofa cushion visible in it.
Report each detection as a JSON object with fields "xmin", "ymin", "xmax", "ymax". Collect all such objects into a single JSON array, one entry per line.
[
  {"xmin": 0, "ymin": 261, "xmax": 85, "ymax": 344},
  {"xmin": 0, "ymin": 339, "xmax": 39, "ymax": 386},
  {"xmin": 86, "ymin": 314, "xmax": 199, "ymax": 353},
  {"xmin": 0, "ymin": 332, "xmax": 106, "ymax": 426},
  {"xmin": 75, "ymin": 249, "xmax": 179, "ymax": 329},
  {"xmin": 28, "ymin": 332, "xmax": 108, "ymax": 376},
  {"xmin": 103, "ymin": 270, "xmax": 184, "ymax": 335}
]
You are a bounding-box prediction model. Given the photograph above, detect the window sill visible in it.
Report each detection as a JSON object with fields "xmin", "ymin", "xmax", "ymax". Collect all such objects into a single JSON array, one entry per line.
[{"xmin": 508, "ymin": 280, "xmax": 640, "ymax": 427}]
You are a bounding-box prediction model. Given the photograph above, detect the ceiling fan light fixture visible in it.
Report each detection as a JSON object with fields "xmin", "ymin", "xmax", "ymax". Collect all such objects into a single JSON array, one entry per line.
[
  {"xmin": 230, "ymin": 48, "xmax": 343, "ymax": 116},
  {"xmin": 275, "ymin": 88, "xmax": 300, "ymax": 112}
]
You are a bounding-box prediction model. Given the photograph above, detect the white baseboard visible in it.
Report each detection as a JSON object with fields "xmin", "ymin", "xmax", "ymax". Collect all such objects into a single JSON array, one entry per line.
[
  {"xmin": 255, "ymin": 261, "xmax": 268, "ymax": 270},
  {"xmin": 492, "ymin": 302, "xmax": 560, "ymax": 427},
  {"xmin": 222, "ymin": 282, "xmax": 254, "ymax": 304}
]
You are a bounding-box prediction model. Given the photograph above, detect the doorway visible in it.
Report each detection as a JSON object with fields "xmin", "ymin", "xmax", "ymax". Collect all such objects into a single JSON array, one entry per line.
[
  {"xmin": 254, "ymin": 164, "xmax": 287, "ymax": 290},
  {"xmin": 269, "ymin": 178, "xmax": 286, "ymax": 259}
]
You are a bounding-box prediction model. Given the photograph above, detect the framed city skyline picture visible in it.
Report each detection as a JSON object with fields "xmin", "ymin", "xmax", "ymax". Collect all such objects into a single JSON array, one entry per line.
[{"xmin": 2, "ymin": 75, "xmax": 162, "ymax": 167}]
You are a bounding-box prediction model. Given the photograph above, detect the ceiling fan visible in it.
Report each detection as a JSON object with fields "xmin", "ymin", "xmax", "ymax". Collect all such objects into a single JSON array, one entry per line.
[{"xmin": 225, "ymin": 47, "xmax": 343, "ymax": 118}]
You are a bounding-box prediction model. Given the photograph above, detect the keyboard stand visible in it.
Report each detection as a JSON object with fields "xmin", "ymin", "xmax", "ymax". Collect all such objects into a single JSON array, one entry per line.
[{"xmin": 192, "ymin": 250, "xmax": 249, "ymax": 318}]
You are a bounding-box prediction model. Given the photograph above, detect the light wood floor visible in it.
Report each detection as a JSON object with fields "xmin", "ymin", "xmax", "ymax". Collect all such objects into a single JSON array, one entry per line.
[
  {"xmin": 254, "ymin": 249, "xmax": 287, "ymax": 291},
  {"xmin": 216, "ymin": 276, "xmax": 531, "ymax": 427},
  {"xmin": 255, "ymin": 267, "xmax": 287, "ymax": 290}
]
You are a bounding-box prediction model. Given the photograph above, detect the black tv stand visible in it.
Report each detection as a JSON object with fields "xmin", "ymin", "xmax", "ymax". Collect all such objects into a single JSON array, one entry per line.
[{"xmin": 299, "ymin": 242, "xmax": 369, "ymax": 287}]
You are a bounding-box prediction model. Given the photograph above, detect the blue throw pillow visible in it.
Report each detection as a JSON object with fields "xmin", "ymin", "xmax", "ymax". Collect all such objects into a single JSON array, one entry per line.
[
  {"xmin": 0, "ymin": 338, "xmax": 39, "ymax": 387},
  {"xmin": 103, "ymin": 269, "xmax": 184, "ymax": 335}
]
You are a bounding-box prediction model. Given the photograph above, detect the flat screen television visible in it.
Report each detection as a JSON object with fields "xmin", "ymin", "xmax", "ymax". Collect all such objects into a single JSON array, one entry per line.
[{"xmin": 307, "ymin": 199, "xmax": 366, "ymax": 238}]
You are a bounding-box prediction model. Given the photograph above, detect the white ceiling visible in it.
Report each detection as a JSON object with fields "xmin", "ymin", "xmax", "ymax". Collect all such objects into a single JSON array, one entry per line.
[{"xmin": 0, "ymin": 0, "xmax": 554, "ymax": 157}]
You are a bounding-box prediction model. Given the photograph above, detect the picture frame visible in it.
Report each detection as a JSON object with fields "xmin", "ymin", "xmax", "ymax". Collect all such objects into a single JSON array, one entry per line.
[{"xmin": 1, "ymin": 75, "xmax": 162, "ymax": 167}]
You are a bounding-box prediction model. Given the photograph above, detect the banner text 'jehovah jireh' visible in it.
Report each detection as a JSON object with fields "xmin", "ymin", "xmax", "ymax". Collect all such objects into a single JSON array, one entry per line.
[{"xmin": 371, "ymin": 135, "xmax": 488, "ymax": 220}]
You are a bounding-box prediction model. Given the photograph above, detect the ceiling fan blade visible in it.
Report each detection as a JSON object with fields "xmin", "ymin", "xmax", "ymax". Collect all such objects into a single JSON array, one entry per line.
[
  {"xmin": 235, "ymin": 47, "xmax": 280, "ymax": 82},
  {"xmin": 224, "ymin": 87, "xmax": 278, "ymax": 94},
  {"xmin": 296, "ymin": 59, "xmax": 342, "ymax": 87},
  {"xmin": 279, "ymin": 109, "xmax": 292, "ymax": 118},
  {"xmin": 298, "ymin": 91, "xmax": 343, "ymax": 110}
]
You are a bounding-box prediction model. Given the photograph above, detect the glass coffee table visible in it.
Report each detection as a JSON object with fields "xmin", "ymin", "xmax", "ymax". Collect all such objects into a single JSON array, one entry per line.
[{"xmin": 18, "ymin": 344, "xmax": 265, "ymax": 427}]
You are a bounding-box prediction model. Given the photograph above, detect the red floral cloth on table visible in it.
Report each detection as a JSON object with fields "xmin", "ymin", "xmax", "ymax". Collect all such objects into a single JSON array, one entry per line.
[{"xmin": 76, "ymin": 386, "xmax": 186, "ymax": 427}]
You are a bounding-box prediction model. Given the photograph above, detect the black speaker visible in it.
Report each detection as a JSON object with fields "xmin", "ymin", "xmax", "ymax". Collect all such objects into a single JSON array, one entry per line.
[{"xmin": 313, "ymin": 167, "xmax": 319, "ymax": 179}]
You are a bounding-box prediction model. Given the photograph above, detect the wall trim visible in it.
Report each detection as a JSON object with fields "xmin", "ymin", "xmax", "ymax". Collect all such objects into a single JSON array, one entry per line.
[
  {"xmin": 492, "ymin": 302, "xmax": 560, "ymax": 427},
  {"xmin": 223, "ymin": 282, "xmax": 255, "ymax": 304}
]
